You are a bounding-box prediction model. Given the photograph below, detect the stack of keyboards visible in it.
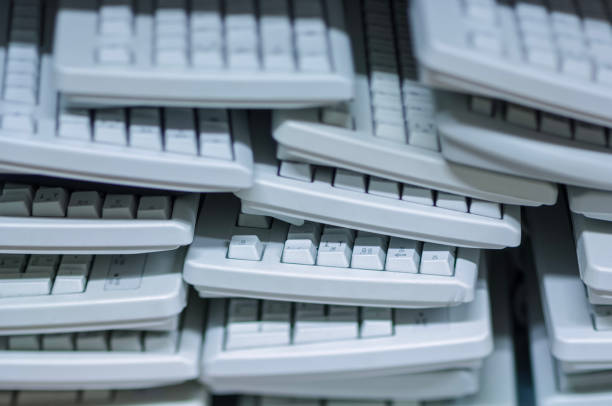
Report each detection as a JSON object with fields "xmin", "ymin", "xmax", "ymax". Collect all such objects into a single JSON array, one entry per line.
[{"xmin": 8, "ymin": 0, "xmax": 612, "ymax": 404}]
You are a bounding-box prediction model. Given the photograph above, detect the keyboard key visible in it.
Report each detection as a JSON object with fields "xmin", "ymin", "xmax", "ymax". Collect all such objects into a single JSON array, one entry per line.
[
  {"xmin": 260, "ymin": 300, "xmax": 291, "ymax": 345},
  {"xmin": 8, "ymin": 335, "xmax": 39, "ymax": 350},
  {"xmin": 67, "ymin": 191, "xmax": 102, "ymax": 218},
  {"xmin": 0, "ymin": 183, "xmax": 33, "ymax": 216},
  {"xmin": 420, "ymin": 243, "xmax": 455, "ymax": 276},
  {"xmin": 279, "ymin": 161, "xmax": 314, "ymax": 182},
  {"xmin": 137, "ymin": 196, "xmax": 172, "ymax": 220},
  {"xmin": 0, "ymin": 272, "xmax": 52, "ymax": 296},
  {"xmin": 333, "ymin": 169, "xmax": 366, "ymax": 192},
  {"xmin": 436, "ymin": 192, "xmax": 468, "ymax": 213},
  {"xmin": 102, "ymin": 194, "xmax": 137, "ymax": 219},
  {"xmin": 293, "ymin": 302, "xmax": 326, "ymax": 344},
  {"xmin": 110, "ymin": 331, "xmax": 142, "ymax": 351},
  {"xmin": 470, "ymin": 96, "xmax": 494, "ymax": 115},
  {"xmin": 32, "ymin": 187, "xmax": 68, "ymax": 217},
  {"xmin": 42, "ymin": 333, "xmax": 74, "ymax": 351},
  {"xmin": 282, "ymin": 235, "xmax": 317, "ymax": 265},
  {"xmin": 575, "ymin": 121, "xmax": 607, "ymax": 146},
  {"xmin": 361, "ymin": 307, "xmax": 393, "ymax": 337},
  {"xmin": 58, "ymin": 109, "xmax": 92, "ymax": 140},
  {"xmin": 470, "ymin": 199, "xmax": 502, "ymax": 219},
  {"xmin": 401, "ymin": 185, "xmax": 434, "ymax": 206},
  {"xmin": 164, "ymin": 108, "xmax": 198, "ymax": 155},
  {"xmin": 26, "ymin": 255, "xmax": 59, "ymax": 273},
  {"xmin": 52, "ymin": 264, "xmax": 88, "ymax": 294},
  {"xmin": 198, "ymin": 110, "xmax": 233, "ymax": 160},
  {"xmin": 321, "ymin": 107, "xmax": 354, "ymax": 129},
  {"xmin": 76, "ymin": 331, "xmax": 108, "ymax": 351},
  {"xmin": 228, "ymin": 235, "xmax": 264, "ymax": 261},
  {"xmin": 0, "ymin": 254, "xmax": 26, "ymax": 273},
  {"xmin": 351, "ymin": 236, "xmax": 387, "ymax": 270},
  {"xmin": 129, "ymin": 108, "xmax": 162, "ymax": 151},
  {"xmin": 144, "ymin": 330, "xmax": 178, "ymax": 353},
  {"xmin": 540, "ymin": 112, "xmax": 571, "ymax": 138},
  {"xmin": 385, "ymin": 238, "xmax": 421, "ymax": 273},
  {"xmin": 317, "ymin": 234, "xmax": 352, "ymax": 268},
  {"xmin": 94, "ymin": 109, "xmax": 127, "ymax": 145},
  {"xmin": 237, "ymin": 212, "xmax": 272, "ymax": 229},
  {"xmin": 97, "ymin": 44, "xmax": 132, "ymax": 65},
  {"xmin": 17, "ymin": 391, "xmax": 78, "ymax": 404},
  {"xmin": 368, "ymin": 177, "xmax": 400, "ymax": 199},
  {"xmin": 506, "ymin": 103, "xmax": 538, "ymax": 130}
]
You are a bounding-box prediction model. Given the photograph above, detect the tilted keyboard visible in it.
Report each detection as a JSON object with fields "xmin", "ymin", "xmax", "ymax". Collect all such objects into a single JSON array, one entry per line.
[
  {"xmin": 0, "ymin": 1, "xmax": 252, "ymax": 191},
  {"xmin": 436, "ymin": 92, "xmax": 612, "ymax": 191},
  {"xmin": 184, "ymin": 194, "xmax": 481, "ymax": 308},
  {"xmin": 236, "ymin": 131, "xmax": 521, "ymax": 249},
  {"xmin": 0, "ymin": 382, "xmax": 208, "ymax": 406},
  {"xmin": 526, "ymin": 201, "xmax": 612, "ymax": 373},
  {"xmin": 412, "ymin": 0, "xmax": 612, "ymax": 127},
  {"xmin": 53, "ymin": 0, "xmax": 353, "ymax": 108},
  {"xmin": 0, "ymin": 298, "xmax": 202, "ymax": 390},
  {"xmin": 271, "ymin": 0, "xmax": 557, "ymax": 207},
  {"xmin": 201, "ymin": 279, "xmax": 491, "ymax": 392},
  {"xmin": 0, "ymin": 250, "xmax": 186, "ymax": 335},
  {"xmin": 0, "ymin": 180, "xmax": 198, "ymax": 253}
]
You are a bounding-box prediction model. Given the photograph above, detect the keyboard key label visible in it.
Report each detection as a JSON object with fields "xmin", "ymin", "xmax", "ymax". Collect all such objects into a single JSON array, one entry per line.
[{"xmin": 104, "ymin": 255, "xmax": 145, "ymax": 290}]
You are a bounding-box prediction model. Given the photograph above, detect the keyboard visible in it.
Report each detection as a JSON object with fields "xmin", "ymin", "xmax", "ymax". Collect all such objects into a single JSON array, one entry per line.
[
  {"xmin": 0, "ymin": 298, "xmax": 202, "ymax": 390},
  {"xmin": 435, "ymin": 92, "xmax": 612, "ymax": 191},
  {"xmin": 0, "ymin": 382, "xmax": 208, "ymax": 406},
  {"xmin": 0, "ymin": 250, "xmax": 186, "ymax": 335},
  {"xmin": 526, "ymin": 202, "xmax": 612, "ymax": 374},
  {"xmin": 0, "ymin": 0, "xmax": 252, "ymax": 191},
  {"xmin": 233, "ymin": 264, "xmax": 516, "ymax": 405},
  {"xmin": 200, "ymin": 279, "xmax": 491, "ymax": 396},
  {"xmin": 412, "ymin": 0, "xmax": 612, "ymax": 127},
  {"xmin": 0, "ymin": 180, "xmax": 198, "ymax": 253},
  {"xmin": 528, "ymin": 273, "xmax": 612, "ymax": 405},
  {"xmin": 184, "ymin": 194, "xmax": 482, "ymax": 308},
  {"xmin": 236, "ymin": 129, "xmax": 521, "ymax": 249},
  {"xmin": 271, "ymin": 0, "xmax": 557, "ymax": 208},
  {"xmin": 53, "ymin": 0, "xmax": 354, "ymax": 108},
  {"xmin": 567, "ymin": 186, "xmax": 612, "ymax": 222}
]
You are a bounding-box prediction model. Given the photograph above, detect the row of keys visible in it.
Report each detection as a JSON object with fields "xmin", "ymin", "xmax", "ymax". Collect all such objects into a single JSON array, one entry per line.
[
  {"xmin": 3, "ymin": 0, "xmax": 43, "ymax": 105},
  {"xmin": 225, "ymin": 298, "xmax": 394, "ymax": 350},
  {"xmin": 470, "ymin": 95, "xmax": 612, "ymax": 147},
  {"xmin": 361, "ymin": 0, "xmax": 437, "ymax": 150},
  {"xmin": 0, "ymin": 389, "xmax": 113, "ymax": 405},
  {"xmin": 229, "ymin": 225, "xmax": 457, "ymax": 274},
  {"xmin": 0, "ymin": 183, "xmax": 174, "ymax": 219},
  {"xmin": 99, "ymin": 0, "xmax": 332, "ymax": 72},
  {"xmin": 279, "ymin": 161, "xmax": 503, "ymax": 218},
  {"xmin": 248, "ymin": 398, "xmax": 419, "ymax": 406},
  {"xmin": 50, "ymin": 107, "xmax": 233, "ymax": 160},
  {"xmin": 0, "ymin": 329, "xmax": 177, "ymax": 352},
  {"xmin": 0, "ymin": 254, "xmax": 93, "ymax": 296},
  {"xmin": 463, "ymin": 0, "xmax": 612, "ymax": 83},
  {"xmin": 0, "ymin": 253, "xmax": 146, "ymax": 297}
]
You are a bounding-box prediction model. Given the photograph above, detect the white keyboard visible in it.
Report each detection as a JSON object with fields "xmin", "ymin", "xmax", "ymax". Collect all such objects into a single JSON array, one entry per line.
[
  {"xmin": 529, "ymin": 276, "xmax": 612, "ymax": 405},
  {"xmin": 184, "ymin": 194, "xmax": 482, "ymax": 308},
  {"xmin": 0, "ymin": 250, "xmax": 186, "ymax": 335},
  {"xmin": 53, "ymin": 0, "xmax": 354, "ymax": 108},
  {"xmin": 412, "ymin": 0, "xmax": 612, "ymax": 127},
  {"xmin": 231, "ymin": 263, "xmax": 516, "ymax": 405},
  {"xmin": 236, "ymin": 130, "xmax": 521, "ymax": 249},
  {"xmin": 0, "ymin": 382, "xmax": 208, "ymax": 406},
  {"xmin": 271, "ymin": 0, "xmax": 557, "ymax": 207},
  {"xmin": 567, "ymin": 186, "xmax": 612, "ymax": 222},
  {"xmin": 526, "ymin": 202, "xmax": 612, "ymax": 373},
  {"xmin": 0, "ymin": 1, "xmax": 253, "ymax": 192},
  {"xmin": 0, "ymin": 180, "xmax": 198, "ymax": 253},
  {"xmin": 435, "ymin": 92, "xmax": 612, "ymax": 191},
  {"xmin": 200, "ymin": 278, "xmax": 491, "ymax": 395},
  {"xmin": 0, "ymin": 298, "xmax": 202, "ymax": 390}
]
